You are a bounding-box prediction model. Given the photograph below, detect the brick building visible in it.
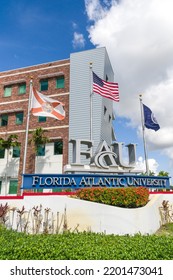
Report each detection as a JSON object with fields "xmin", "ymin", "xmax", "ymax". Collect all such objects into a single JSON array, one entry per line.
[{"xmin": 0, "ymin": 47, "xmax": 115, "ymax": 195}]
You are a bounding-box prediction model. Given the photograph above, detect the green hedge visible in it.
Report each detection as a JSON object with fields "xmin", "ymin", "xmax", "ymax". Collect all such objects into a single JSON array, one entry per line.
[
  {"xmin": 75, "ymin": 187, "xmax": 149, "ymax": 208},
  {"xmin": 0, "ymin": 226, "xmax": 173, "ymax": 260}
]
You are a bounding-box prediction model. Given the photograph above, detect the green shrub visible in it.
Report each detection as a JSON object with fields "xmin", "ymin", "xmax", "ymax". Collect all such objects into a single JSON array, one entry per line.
[
  {"xmin": 75, "ymin": 187, "xmax": 149, "ymax": 208},
  {"xmin": 0, "ymin": 225, "xmax": 173, "ymax": 260}
]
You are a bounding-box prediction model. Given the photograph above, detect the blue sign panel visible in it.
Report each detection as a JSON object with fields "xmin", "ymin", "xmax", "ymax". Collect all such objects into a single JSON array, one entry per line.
[{"xmin": 22, "ymin": 174, "xmax": 170, "ymax": 189}]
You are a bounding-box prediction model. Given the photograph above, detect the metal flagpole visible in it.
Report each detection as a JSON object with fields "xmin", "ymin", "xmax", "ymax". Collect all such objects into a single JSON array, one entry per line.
[
  {"xmin": 139, "ymin": 94, "xmax": 149, "ymax": 175},
  {"xmin": 21, "ymin": 78, "xmax": 33, "ymax": 193},
  {"xmin": 89, "ymin": 62, "xmax": 93, "ymax": 141}
]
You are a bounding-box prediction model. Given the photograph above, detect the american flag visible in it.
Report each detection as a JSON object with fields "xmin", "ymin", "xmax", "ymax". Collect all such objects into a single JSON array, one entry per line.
[{"xmin": 92, "ymin": 71, "xmax": 119, "ymax": 102}]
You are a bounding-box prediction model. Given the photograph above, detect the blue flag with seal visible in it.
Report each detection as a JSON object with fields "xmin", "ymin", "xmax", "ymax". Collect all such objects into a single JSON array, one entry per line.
[{"xmin": 143, "ymin": 103, "xmax": 160, "ymax": 131}]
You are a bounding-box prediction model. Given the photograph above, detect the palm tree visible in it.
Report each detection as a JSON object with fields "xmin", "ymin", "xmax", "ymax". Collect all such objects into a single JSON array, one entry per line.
[
  {"xmin": 0, "ymin": 134, "xmax": 20, "ymax": 195},
  {"xmin": 157, "ymin": 170, "xmax": 169, "ymax": 177},
  {"xmin": 29, "ymin": 127, "xmax": 50, "ymax": 155},
  {"xmin": 140, "ymin": 170, "xmax": 155, "ymax": 176},
  {"xmin": 29, "ymin": 128, "xmax": 50, "ymax": 187}
]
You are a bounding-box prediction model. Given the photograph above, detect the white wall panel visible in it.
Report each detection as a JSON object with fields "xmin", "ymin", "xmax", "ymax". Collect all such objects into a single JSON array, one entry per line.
[{"xmin": 69, "ymin": 48, "xmax": 115, "ymax": 164}]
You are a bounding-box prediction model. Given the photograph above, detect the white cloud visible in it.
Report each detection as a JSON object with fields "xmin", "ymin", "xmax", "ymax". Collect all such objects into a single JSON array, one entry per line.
[
  {"xmin": 84, "ymin": 0, "xmax": 108, "ymax": 21},
  {"xmin": 135, "ymin": 157, "xmax": 159, "ymax": 174},
  {"xmin": 85, "ymin": 0, "xmax": 173, "ymax": 172},
  {"xmin": 72, "ymin": 21, "xmax": 78, "ymax": 29},
  {"xmin": 72, "ymin": 32, "xmax": 86, "ymax": 49}
]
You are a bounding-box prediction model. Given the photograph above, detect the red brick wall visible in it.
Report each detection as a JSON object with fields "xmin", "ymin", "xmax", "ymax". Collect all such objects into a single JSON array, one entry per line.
[{"xmin": 0, "ymin": 59, "xmax": 70, "ymax": 194}]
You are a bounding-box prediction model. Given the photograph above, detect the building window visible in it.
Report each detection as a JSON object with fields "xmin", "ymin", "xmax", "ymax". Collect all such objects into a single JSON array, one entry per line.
[
  {"xmin": 34, "ymin": 188, "xmax": 43, "ymax": 193},
  {"xmin": 104, "ymin": 106, "xmax": 107, "ymax": 116},
  {"xmin": 40, "ymin": 79, "xmax": 48, "ymax": 91},
  {"xmin": 36, "ymin": 145, "xmax": 45, "ymax": 156},
  {"xmin": 4, "ymin": 86, "xmax": 12, "ymax": 97},
  {"xmin": 18, "ymin": 83, "xmax": 26, "ymax": 95},
  {"xmin": 0, "ymin": 148, "xmax": 5, "ymax": 159},
  {"xmin": 38, "ymin": 116, "xmax": 46, "ymax": 122},
  {"xmin": 54, "ymin": 140, "xmax": 63, "ymax": 155},
  {"xmin": 109, "ymin": 115, "xmax": 112, "ymax": 123},
  {"xmin": 9, "ymin": 180, "xmax": 18, "ymax": 194},
  {"xmin": 52, "ymin": 187, "xmax": 62, "ymax": 192},
  {"xmin": 0, "ymin": 114, "xmax": 8, "ymax": 126},
  {"xmin": 0, "ymin": 181, "xmax": 2, "ymax": 194},
  {"xmin": 16, "ymin": 112, "xmax": 24, "ymax": 125},
  {"xmin": 13, "ymin": 146, "xmax": 20, "ymax": 158},
  {"xmin": 56, "ymin": 76, "xmax": 64, "ymax": 89}
]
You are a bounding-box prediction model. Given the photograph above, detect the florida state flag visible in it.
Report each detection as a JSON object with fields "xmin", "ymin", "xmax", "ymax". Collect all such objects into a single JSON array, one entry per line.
[{"xmin": 31, "ymin": 87, "xmax": 65, "ymax": 120}]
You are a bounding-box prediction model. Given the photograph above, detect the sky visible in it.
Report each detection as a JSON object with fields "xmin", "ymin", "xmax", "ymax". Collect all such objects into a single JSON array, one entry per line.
[{"xmin": 0, "ymin": 0, "xmax": 173, "ymax": 180}]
